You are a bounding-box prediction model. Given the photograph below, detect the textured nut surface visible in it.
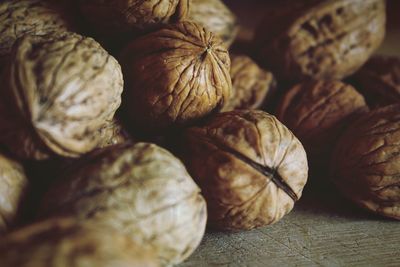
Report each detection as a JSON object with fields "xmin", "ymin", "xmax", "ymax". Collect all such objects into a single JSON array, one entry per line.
[
  {"xmin": 120, "ymin": 21, "xmax": 231, "ymax": 132},
  {"xmin": 97, "ymin": 119, "xmax": 132, "ymax": 148},
  {"xmin": 331, "ymin": 104, "xmax": 400, "ymax": 220},
  {"xmin": 0, "ymin": 0, "xmax": 72, "ymax": 66},
  {"xmin": 276, "ymin": 80, "xmax": 368, "ymax": 162},
  {"xmin": 0, "ymin": 218, "xmax": 159, "ymax": 267},
  {"xmin": 79, "ymin": 0, "xmax": 188, "ymax": 37},
  {"xmin": 40, "ymin": 142, "xmax": 207, "ymax": 266},
  {"xmin": 0, "ymin": 32, "xmax": 123, "ymax": 160},
  {"xmin": 0, "ymin": 152, "xmax": 28, "ymax": 233},
  {"xmin": 188, "ymin": 0, "xmax": 238, "ymax": 47},
  {"xmin": 351, "ymin": 56, "xmax": 400, "ymax": 107},
  {"xmin": 222, "ymin": 55, "xmax": 276, "ymax": 112},
  {"xmin": 255, "ymin": 0, "xmax": 386, "ymax": 81},
  {"xmin": 182, "ymin": 110, "xmax": 308, "ymax": 230}
]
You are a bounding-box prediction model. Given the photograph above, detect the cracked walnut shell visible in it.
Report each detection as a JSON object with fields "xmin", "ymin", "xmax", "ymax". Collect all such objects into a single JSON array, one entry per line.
[
  {"xmin": 0, "ymin": 32, "xmax": 123, "ymax": 160},
  {"xmin": 182, "ymin": 110, "xmax": 308, "ymax": 230},
  {"xmin": 331, "ymin": 104, "xmax": 400, "ymax": 220},
  {"xmin": 0, "ymin": 152, "xmax": 28, "ymax": 233},
  {"xmin": 79, "ymin": 0, "xmax": 189, "ymax": 37},
  {"xmin": 39, "ymin": 142, "xmax": 207, "ymax": 266},
  {"xmin": 255, "ymin": 0, "xmax": 386, "ymax": 81},
  {"xmin": 222, "ymin": 54, "xmax": 276, "ymax": 112},
  {"xmin": 120, "ymin": 21, "xmax": 231, "ymax": 132},
  {"xmin": 0, "ymin": 218, "xmax": 159, "ymax": 267},
  {"xmin": 276, "ymin": 80, "xmax": 368, "ymax": 165}
]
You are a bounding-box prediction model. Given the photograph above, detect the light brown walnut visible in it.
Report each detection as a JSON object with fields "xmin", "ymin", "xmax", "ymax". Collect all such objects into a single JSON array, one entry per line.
[
  {"xmin": 188, "ymin": 0, "xmax": 238, "ymax": 47},
  {"xmin": 276, "ymin": 80, "xmax": 368, "ymax": 166},
  {"xmin": 182, "ymin": 110, "xmax": 308, "ymax": 230},
  {"xmin": 331, "ymin": 104, "xmax": 400, "ymax": 220},
  {"xmin": 39, "ymin": 142, "xmax": 207, "ymax": 266},
  {"xmin": 0, "ymin": 32, "xmax": 123, "ymax": 160},
  {"xmin": 222, "ymin": 55, "xmax": 276, "ymax": 112},
  {"xmin": 120, "ymin": 21, "xmax": 231, "ymax": 132},
  {"xmin": 0, "ymin": 218, "xmax": 159, "ymax": 267},
  {"xmin": 0, "ymin": 152, "xmax": 28, "ymax": 233},
  {"xmin": 255, "ymin": 0, "xmax": 386, "ymax": 81}
]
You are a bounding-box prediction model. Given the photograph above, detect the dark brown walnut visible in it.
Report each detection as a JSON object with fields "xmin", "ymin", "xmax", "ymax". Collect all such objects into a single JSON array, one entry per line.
[
  {"xmin": 0, "ymin": 152, "xmax": 28, "ymax": 233},
  {"xmin": 39, "ymin": 143, "xmax": 207, "ymax": 266},
  {"xmin": 188, "ymin": 0, "xmax": 238, "ymax": 47},
  {"xmin": 255, "ymin": 0, "xmax": 386, "ymax": 81},
  {"xmin": 0, "ymin": 32, "xmax": 123, "ymax": 160},
  {"xmin": 331, "ymin": 104, "xmax": 400, "ymax": 220},
  {"xmin": 222, "ymin": 55, "xmax": 276, "ymax": 112},
  {"xmin": 182, "ymin": 110, "xmax": 308, "ymax": 230},
  {"xmin": 0, "ymin": 0, "xmax": 73, "ymax": 69},
  {"xmin": 79, "ymin": 0, "xmax": 188, "ymax": 37},
  {"xmin": 0, "ymin": 218, "xmax": 159, "ymax": 267},
  {"xmin": 120, "ymin": 21, "xmax": 231, "ymax": 132},
  {"xmin": 350, "ymin": 56, "xmax": 400, "ymax": 107},
  {"xmin": 276, "ymin": 80, "xmax": 368, "ymax": 166}
]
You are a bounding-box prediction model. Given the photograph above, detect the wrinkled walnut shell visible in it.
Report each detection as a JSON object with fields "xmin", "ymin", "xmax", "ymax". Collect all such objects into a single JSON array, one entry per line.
[
  {"xmin": 182, "ymin": 110, "xmax": 308, "ymax": 230},
  {"xmin": 188, "ymin": 0, "xmax": 238, "ymax": 47},
  {"xmin": 331, "ymin": 104, "xmax": 400, "ymax": 220},
  {"xmin": 276, "ymin": 80, "xmax": 368, "ymax": 165},
  {"xmin": 79, "ymin": 0, "xmax": 189, "ymax": 37},
  {"xmin": 120, "ymin": 21, "xmax": 231, "ymax": 132},
  {"xmin": 350, "ymin": 56, "xmax": 400, "ymax": 107},
  {"xmin": 255, "ymin": 0, "xmax": 386, "ymax": 81},
  {"xmin": 0, "ymin": 32, "xmax": 123, "ymax": 160},
  {"xmin": 0, "ymin": 152, "xmax": 28, "ymax": 233},
  {"xmin": 39, "ymin": 142, "xmax": 207, "ymax": 266},
  {"xmin": 0, "ymin": 218, "xmax": 159, "ymax": 267},
  {"xmin": 222, "ymin": 54, "xmax": 276, "ymax": 112}
]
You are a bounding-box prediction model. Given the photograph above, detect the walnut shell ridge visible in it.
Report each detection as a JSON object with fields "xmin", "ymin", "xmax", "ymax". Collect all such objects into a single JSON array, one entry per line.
[
  {"xmin": 182, "ymin": 110, "xmax": 308, "ymax": 230},
  {"xmin": 39, "ymin": 142, "xmax": 207, "ymax": 266},
  {"xmin": 0, "ymin": 32, "xmax": 123, "ymax": 160},
  {"xmin": 255, "ymin": 0, "xmax": 386, "ymax": 81},
  {"xmin": 331, "ymin": 104, "xmax": 400, "ymax": 220},
  {"xmin": 0, "ymin": 218, "xmax": 159, "ymax": 267},
  {"xmin": 0, "ymin": 152, "xmax": 28, "ymax": 233},
  {"xmin": 120, "ymin": 21, "xmax": 231, "ymax": 132}
]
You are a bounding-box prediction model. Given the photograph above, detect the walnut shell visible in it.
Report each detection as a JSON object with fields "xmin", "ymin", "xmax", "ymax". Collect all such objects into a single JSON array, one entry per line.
[
  {"xmin": 78, "ymin": 0, "xmax": 189, "ymax": 37},
  {"xmin": 331, "ymin": 104, "xmax": 400, "ymax": 220},
  {"xmin": 255, "ymin": 0, "xmax": 386, "ymax": 81},
  {"xmin": 0, "ymin": 218, "xmax": 159, "ymax": 267},
  {"xmin": 182, "ymin": 110, "xmax": 308, "ymax": 230},
  {"xmin": 39, "ymin": 143, "xmax": 207, "ymax": 266},
  {"xmin": 120, "ymin": 21, "xmax": 231, "ymax": 132},
  {"xmin": 350, "ymin": 56, "xmax": 400, "ymax": 107},
  {"xmin": 222, "ymin": 54, "xmax": 276, "ymax": 112},
  {"xmin": 0, "ymin": 0, "xmax": 72, "ymax": 68},
  {"xmin": 188, "ymin": 0, "xmax": 238, "ymax": 47},
  {"xmin": 276, "ymin": 80, "xmax": 368, "ymax": 166},
  {"xmin": 0, "ymin": 152, "xmax": 28, "ymax": 233},
  {"xmin": 0, "ymin": 32, "xmax": 123, "ymax": 160}
]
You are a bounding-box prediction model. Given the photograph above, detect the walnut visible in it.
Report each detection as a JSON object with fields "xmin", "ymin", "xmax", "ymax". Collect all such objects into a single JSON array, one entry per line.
[
  {"xmin": 276, "ymin": 80, "xmax": 368, "ymax": 167},
  {"xmin": 331, "ymin": 104, "xmax": 400, "ymax": 220},
  {"xmin": 181, "ymin": 110, "xmax": 308, "ymax": 230},
  {"xmin": 0, "ymin": 0, "xmax": 73, "ymax": 69},
  {"xmin": 255, "ymin": 0, "xmax": 386, "ymax": 81},
  {"xmin": 120, "ymin": 21, "xmax": 231, "ymax": 132},
  {"xmin": 222, "ymin": 54, "xmax": 276, "ymax": 112},
  {"xmin": 188, "ymin": 0, "xmax": 238, "ymax": 47},
  {"xmin": 0, "ymin": 218, "xmax": 159, "ymax": 267},
  {"xmin": 78, "ymin": 0, "xmax": 189, "ymax": 37},
  {"xmin": 0, "ymin": 152, "xmax": 28, "ymax": 233},
  {"xmin": 0, "ymin": 32, "xmax": 123, "ymax": 160},
  {"xmin": 350, "ymin": 56, "xmax": 400, "ymax": 107},
  {"xmin": 39, "ymin": 143, "xmax": 207, "ymax": 266}
]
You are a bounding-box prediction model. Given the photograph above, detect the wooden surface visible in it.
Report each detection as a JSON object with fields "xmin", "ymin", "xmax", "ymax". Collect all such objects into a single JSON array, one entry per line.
[{"xmin": 180, "ymin": 1, "xmax": 400, "ymax": 266}]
